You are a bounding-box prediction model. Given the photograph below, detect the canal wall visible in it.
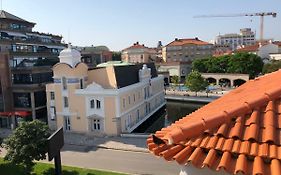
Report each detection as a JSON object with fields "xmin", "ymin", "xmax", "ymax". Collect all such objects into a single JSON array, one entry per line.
[{"xmin": 165, "ymin": 95, "xmax": 219, "ymax": 103}]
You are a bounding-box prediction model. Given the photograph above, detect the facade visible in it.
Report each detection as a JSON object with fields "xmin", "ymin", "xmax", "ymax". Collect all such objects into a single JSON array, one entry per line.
[
  {"xmin": 236, "ymin": 42, "xmax": 279, "ymax": 62},
  {"xmin": 157, "ymin": 62, "xmax": 192, "ymax": 80},
  {"xmin": 162, "ymin": 38, "xmax": 213, "ymax": 63},
  {"xmin": 147, "ymin": 70, "xmax": 281, "ymax": 175},
  {"xmin": 79, "ymin": 46, "xmax": 112, "ymax": 69},
  {"xmin": 215, "ymin": 28, "xmax": 256, "ymax": 51},
  {"xmin": 0, "ymin": 10, "xmax": 65, "ymax": 128},
  {"xmin": 46, "ymin": 46, "xmax": 165, "ymax": 136},
  {"xmin": 121, "ymin": 42, "xmax": 157, "ymax": 63}
]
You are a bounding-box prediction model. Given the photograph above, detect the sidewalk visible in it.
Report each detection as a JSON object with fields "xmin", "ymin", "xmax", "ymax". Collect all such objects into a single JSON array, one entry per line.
[
  {"xmin": 64, "ymin": 132, "xmax": 149, "ymax": 153},
  {"xmin": 1, "ymin": 129, "xmax": 149, "ymax": 153}
]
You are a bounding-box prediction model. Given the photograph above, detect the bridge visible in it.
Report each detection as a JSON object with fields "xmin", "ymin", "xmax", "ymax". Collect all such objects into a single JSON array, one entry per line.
[{"xmin": 201, "ymin": 73, "xmax": 249, "ymax": 87}]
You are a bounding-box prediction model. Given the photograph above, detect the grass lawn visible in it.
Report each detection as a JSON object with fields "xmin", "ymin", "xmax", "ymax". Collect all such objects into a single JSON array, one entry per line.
[{"xmin": 0, "ymin": 157, "xmax": 126, "ymax": 175}]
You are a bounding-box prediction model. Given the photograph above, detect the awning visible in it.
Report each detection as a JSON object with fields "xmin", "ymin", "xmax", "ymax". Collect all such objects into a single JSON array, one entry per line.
[
  {"xmin": 0, "ymin": 111, "xmax": 31, "ymax": 117},
  {"xmin": 2, "ymin": 31, "xmax": 27, "ymax": 38}
]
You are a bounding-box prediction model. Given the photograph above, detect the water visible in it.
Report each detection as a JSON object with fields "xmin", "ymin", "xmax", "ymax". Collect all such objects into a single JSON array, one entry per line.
[{"xmin": 133, "ymin": 100, "xmax": 205, "ymax": 133}]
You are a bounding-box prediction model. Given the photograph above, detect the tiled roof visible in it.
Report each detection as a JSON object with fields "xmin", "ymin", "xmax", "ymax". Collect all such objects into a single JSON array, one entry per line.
[
  {"xmin": 123, "ymin": 42, "xmax": 149, "ymax": 51},
  {"xmin": 236, "ymin": 45, "xmax": 260, "ymax": 52},
  {"xmin": 167, "ymin": 38, "xmax": 211, "ymax": 46},
  {"xmin": 147, "ymin": 70, "xmax": 281, "ymax": 175}
]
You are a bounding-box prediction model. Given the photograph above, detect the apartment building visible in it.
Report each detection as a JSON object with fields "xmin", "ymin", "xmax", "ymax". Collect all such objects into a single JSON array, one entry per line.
[
  {"xmin": 162, "ymin": 38, "xmax": 213, "ymax": 63},
  {"xmin": 0, "ymin": 10, "xmax": 65, "ymax": 129},
  {"xmin": 46, "ymin": 45, "xmax": 165, "ymax": 136},
  {"xmin": 160, "ymin": 38, "xmax": 213, "ymax": 79},
  {"xmin": 215, "ymin": 28, "xmax": 256, "ymax": 51},
  {"xmin": 122, "ymin": 42, "xmax": 157, "ymax": 63}
]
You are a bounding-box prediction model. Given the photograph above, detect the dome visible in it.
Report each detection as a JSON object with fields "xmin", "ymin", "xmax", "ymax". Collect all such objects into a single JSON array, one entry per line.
[{"xmin": 59, "ymin": 43, "xmax": 81, "ymax": 67}]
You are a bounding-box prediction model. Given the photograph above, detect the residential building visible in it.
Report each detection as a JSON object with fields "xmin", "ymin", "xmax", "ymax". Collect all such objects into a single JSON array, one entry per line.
[
  {"xmin": 46, "ymin": 45, "xmax": 165, "ymax": 136},
  {"xmin": 147, "ymin": 69, "xmax": 281, "ymax": 175},
  {"xmin": 162, "ymin": 38, "xmax": 213, "ymax": 63},
  {"xmin": 160, "ymin": 38, "xmax": 213, "ymax": 80},
  {"xmin": 121, "ymin": 42, "xmax": 157, "ymax": 63},
  {"xmin": 235, "ymin": 42, "xmax": 279, "ymax": 62},
  {"xmin": 215, "ymin": 28, "xmax": 256, "ymax": 51},
  {"xmin": 0, "ymin": 10, "xmax": 65, "ymax": 129},
  {"xmin": 79, "ymin": 45, "xmax": 112, "ymax": 69}
]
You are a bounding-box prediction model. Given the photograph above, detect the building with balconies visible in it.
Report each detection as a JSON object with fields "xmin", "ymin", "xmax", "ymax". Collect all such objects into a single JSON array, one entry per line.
[
  {"xmin": 46, "ymin": 45, "xmax": 165, "ymax": 135},
  {"xmin": 0, "ymin": 10, "xmax": 65, "ymax": 129}
]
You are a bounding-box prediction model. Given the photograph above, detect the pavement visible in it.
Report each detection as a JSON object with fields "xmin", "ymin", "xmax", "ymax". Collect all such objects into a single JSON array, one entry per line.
[{"xmin": 0, "ymin": 132, "xmax": 181, "ymax": 175}]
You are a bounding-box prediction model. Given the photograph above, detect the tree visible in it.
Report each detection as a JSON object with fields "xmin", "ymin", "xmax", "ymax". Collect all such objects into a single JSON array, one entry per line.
[
  {"xmin": 192, "ymin": 58, "xmax": 209, "ymax": 72},
  {"xmin": 112, "ymin": 52, "xmax": 121, "ymax": 61},
  {"xmin": 227, "ymin": 53, "xmax": 263, "ymax": 78},
  {"xmin": 3, "ymin": 120, "xmax": 51, "ymax": 174},
  {"xmin": 262, "ymin": 60, "xmax": 281, "ymax": 74},
  {"xmin": 185, "ymin": 71, "xmax": 208, "ymax": 96},
  {"xmin": 170, "ymin": 75, "xmax": 180, "ymax": 89}
]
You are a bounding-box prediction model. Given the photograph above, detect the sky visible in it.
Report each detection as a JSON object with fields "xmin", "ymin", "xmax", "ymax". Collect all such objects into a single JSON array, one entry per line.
[{"xmin": 3, "ymin": 0, "xmax": 281, "ymax": 51}]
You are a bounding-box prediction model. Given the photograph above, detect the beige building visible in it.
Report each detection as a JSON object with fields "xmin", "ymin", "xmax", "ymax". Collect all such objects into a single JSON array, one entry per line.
[
  {"xmin": 162, "ymin": 38, "xmax": 214, "ymax": 63},
  {"xmin": 46, "ymin": 45, "xmax": 165, "ymax": 136},
  {"xmin": 122, "ymin": 42, "xmax": 157, "ymax": 63}
]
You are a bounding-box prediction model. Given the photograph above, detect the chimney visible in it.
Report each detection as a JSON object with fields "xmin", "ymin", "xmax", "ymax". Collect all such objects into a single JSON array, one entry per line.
[
  {"xmin": 136, "ymin": 41, "xmax": 139, "ymax": 45},
  {"xmin": 259, "ymin": 42, "xmax": 262, "ymax": 48},
  {"xmin": 175, "ymin": 38, "xmax": 178, "ymax": 41},
  {"xmin": 195, "ymin": 37, "xmax": 199, "ymax": 40}
]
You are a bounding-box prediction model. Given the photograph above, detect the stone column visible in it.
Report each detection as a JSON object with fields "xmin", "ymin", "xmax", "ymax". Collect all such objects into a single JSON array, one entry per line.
[{"xmin": 30, "ymin": 92, "xmax": 36, "ymax": 120}]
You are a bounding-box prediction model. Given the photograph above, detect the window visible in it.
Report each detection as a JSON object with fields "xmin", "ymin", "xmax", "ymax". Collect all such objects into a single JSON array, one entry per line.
[
  {"xmin": 50, "ymin": 107, "xmax": 56, "ymax": 120},
  {"xmin": 64, "ymin": 116, "xmax": 71, "ymax": 130},
  {"xmin": 137, "ymin": 109, "xmax": 140, "ymax": 121},
  {"xmin": 90, "ymin": 100, "xmax": 95, "ymax": 108},
  {"xmin": 123, "ymin": 98, "xmax": 125, "ymax": 108},
  {"xmin": 50, "ymin": 92, "xmax": 55, "ymax": 100},
  {"xmin": 80, "ymin": 79, "xmax": 84, "ymax": 89},
  {"xmin": 128, "ymin": 96, "xmax": 131, "ymax": 104},
  {"xmin": 92, "ymin": 119, "xmax": 101, "ymax": 130},
  {"xmin": 96, "ymin": 100, "xmax": 101, "ymax": 109},
  {"xmin": 138, "ymin": 92, "xmax": 141, "ymax": 99},
  {"xmin": 133, "ymin": 94, "xmax": 136, "ymax": 102},
  {"xmin": 62, "ymin": 77, "xmax": 67, "ymax": 90},
  {"xmin": 64, "ymin": 97, "xmax": 69, "ymax": 108}
]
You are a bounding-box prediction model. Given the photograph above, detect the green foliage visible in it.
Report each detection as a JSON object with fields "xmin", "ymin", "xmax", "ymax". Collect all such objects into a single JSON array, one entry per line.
[
  {"xmin": 185, "ymin": 71, "xmax": 208, "ymax": 96},
  {"xmin": 3, "ymin": 120, "xmax": 51, "ymax": 174},
  {"xmin": 191, "ymin": 53, "xmax": 263, "ymax": 78},
  {"xmin": 112, "ymin": 52, "xmax": 121, "ymax": 61},
  {"xmin": 0, "ymin": 157, "xmax": 125, "ymax": 175},
  {"xmin": 262, "ymin": 60, "xmax": 281, "ymax": 74},
  {"xmin": 171, "ymin": 75, "xmax": 180, "ymax": 86}
]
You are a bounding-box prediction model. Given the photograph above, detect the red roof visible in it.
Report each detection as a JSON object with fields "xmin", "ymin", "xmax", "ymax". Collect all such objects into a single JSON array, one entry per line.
[
  {"xmin": 123, "ymin": 42, "xmax": 149, "ymax": 51},
  {"xmin": 167, "ymin": 38, "xmax": 211, "ymax": 46},
  {"xmin": 236, "ymin": 44, "xmax": 260, "ymax": 52},
  {"xmin": 0, "ymin": 111, "xmax": 31, "ymax": 117},
  {"xmin": 147, "ymin": 70, "xmax": 281, "ymax": 175}
]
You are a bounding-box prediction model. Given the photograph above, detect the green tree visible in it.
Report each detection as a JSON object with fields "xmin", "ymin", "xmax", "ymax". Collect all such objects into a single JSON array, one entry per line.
[
  {"xmin": 227, "ymin": 53, "xmax": 263, "ymax": 78},
  {"xmin": 3, "ymin": 120, "xmax": 51, "ymax": 174},
  {"xmin": 192, "ymin": 58, "xmax": 209, "ymax": 72},
  {"xmin": 112, "ymin": 52, "xmax": 121, "ymax": 61},
  {"xmin": 185, "ymin": 71, "xmax": 208, "ymax": 96},
  {"xmin": 170, "ymin": 75, "xmax": 180, "ymax": 88},
  {"xmin": 262, "ymin": 60, "xmax": 281, "ymax": 74}
]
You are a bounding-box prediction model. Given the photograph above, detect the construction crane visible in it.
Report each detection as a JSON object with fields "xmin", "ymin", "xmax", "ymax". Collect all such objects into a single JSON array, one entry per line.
[{"xmin": 194, "ymin": 12, "xmax": 277, "ymax": 42}]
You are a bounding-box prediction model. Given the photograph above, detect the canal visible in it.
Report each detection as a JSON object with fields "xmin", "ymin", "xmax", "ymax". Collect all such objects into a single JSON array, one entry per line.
[{"xmin": 133, "ymin": 100, "xmax": 206, "ymax": 134}]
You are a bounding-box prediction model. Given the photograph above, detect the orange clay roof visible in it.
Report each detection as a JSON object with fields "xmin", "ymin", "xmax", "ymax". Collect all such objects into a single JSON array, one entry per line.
[
  {"xmin": 167, "ymin": 38, "xmax": 211, "ymax": 46},
  {"xmin": 147, "ymin": 70, "xmax": 281, "ymax": 175},
  {"xmin": 123, "ymin": 43, "xmax": 149, "ymax": 51},
  {"xmin": 236, "ymin": 45, "xmax": 260, "ymax": 52}
]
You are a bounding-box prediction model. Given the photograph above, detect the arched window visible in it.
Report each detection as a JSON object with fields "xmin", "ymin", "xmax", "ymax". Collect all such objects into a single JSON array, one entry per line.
[{"xmin": 90, "ymin": 100, "xmax": 95, "ymax": 109}]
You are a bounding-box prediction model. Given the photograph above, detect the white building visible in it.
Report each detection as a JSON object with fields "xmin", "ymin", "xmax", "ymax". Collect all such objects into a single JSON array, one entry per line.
[{"xmin": 215, "ymin": 28, "xmax": 256, "ymax": 51}]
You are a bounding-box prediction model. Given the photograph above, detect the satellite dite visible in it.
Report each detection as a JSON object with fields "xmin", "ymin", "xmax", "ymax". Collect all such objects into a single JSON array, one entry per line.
[{"xmin": 47, "ymin": 127, "xmax": 64, "ymax": 175}]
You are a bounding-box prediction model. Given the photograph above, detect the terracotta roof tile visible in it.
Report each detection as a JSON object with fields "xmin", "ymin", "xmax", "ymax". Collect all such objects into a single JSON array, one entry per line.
[
  {"xmin": 147, "ymin": 70, "xmax": 281, "ymax": 175},
  {"xmin": 166, "ymin": 38, "xmax": 211, "ymax": 47}
]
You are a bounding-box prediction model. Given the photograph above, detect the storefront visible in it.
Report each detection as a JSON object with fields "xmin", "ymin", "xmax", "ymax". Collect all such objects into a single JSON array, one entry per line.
[{"xmin": 0, "ymin": 111, "xmax": 31, "ymax": 129}]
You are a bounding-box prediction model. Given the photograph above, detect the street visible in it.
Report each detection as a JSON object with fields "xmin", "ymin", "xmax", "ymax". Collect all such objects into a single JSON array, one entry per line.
[{"xmin": 48, "ymin": 144, "xmax": 181, "ymax": 175}]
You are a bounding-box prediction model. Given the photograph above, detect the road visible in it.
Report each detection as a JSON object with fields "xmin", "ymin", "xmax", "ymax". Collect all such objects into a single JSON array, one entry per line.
[{"xmin": 45, "ymin": 144, "xmax": 181, "ymax": 175}]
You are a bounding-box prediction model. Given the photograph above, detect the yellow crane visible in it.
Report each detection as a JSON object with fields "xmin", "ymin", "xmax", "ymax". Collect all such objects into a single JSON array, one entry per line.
[{"xmin": 194, "ymin": 12, "xmax": 277, "ymax": 42}]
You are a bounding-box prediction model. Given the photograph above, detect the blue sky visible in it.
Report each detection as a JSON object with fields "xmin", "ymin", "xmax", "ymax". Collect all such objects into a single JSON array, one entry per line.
[{"xmin": 3, "ymin": 0, "xmax": 281, "ymax": 51}]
